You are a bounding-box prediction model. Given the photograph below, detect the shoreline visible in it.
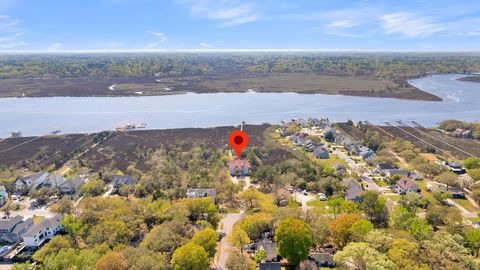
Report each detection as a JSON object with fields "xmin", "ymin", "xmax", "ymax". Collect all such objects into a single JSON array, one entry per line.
[{"xmin": 0, "ymin": 74, "xmax": 443, "ymax": 101}]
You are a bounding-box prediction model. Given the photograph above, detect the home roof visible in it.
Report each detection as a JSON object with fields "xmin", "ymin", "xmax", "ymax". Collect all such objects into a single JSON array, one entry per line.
[
  {"xmin": 18, "ymin": 172, "xmax": 47, "ymax": 183},
  {"xmin": 259, "ymin": 262, "xmax": 281, "ymax": 270},
  {"xmin": 0, "ymin": 185, "xmax": 6, "ymax": 192},
  {"xmin": 0, "ymin": 216, "xmax": 23, "ymax": 231},
  {"xmin": 309, "ymin": 252, "xmax": 334, "ymax": 264},
  {"xmin": 343, "ymin": 178, "xmax": 363, "ymax": 201},
  {"xmin": 396, "ymin": 177, "xmax": 418, "ymax": 190},
  {"xmin": 257, "ymin": 240, "xmax": 277, "ymax": 261},
  {"xmin": 45, "ymin": 173, "xmax": 66, "ymax": 187},
  {"xmin": 112, "ymin": 175, "xmax": 136, "ymax": 186},
  {"xmin": 377, "ymin": 163, "xmax": 397, "ymax": 170},
  {"xmin": 227, "ymin": 159, "xmax": 251, "ymax": 169},
  {"xmin": 23, "ymin": 215, "xmax": 62, "ymax": 238},
  {"xmin": 186, "ymin": 188, "xmax": 216, "ymax": 198},
  {"xmin": 12, "ymin": 218, "xmax": 33, "ymax": 235},
  {"xmin": 60, "ymin": 177, "xmax": 85, "ymax": 190},
  {"xmin": 387, "ymin": 169, "xmax": 410, "ymax": 176}
]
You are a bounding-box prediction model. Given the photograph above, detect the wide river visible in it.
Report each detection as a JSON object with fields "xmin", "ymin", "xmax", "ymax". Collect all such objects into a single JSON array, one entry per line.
[{"xmin": 1, "ymin": 74, "xmax": 479, "ymax": 138}]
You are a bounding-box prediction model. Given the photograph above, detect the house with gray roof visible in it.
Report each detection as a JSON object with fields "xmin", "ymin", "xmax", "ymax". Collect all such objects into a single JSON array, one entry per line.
[
  {"xmin": 313, "ymin": 147, "xmax": 329, "ymax": 159},
  {"xmin": 186, "ymin": 188, "xmax": 216, "ymax": 203},
  {"xmin": 112, "ymin": 175, "xmax": 136, "ymax": 192},
  {"xmin": 23, "ymin": 215, "xmax": 62, "ymax": 249},
  {"xmin": 343, "ymin": 178, "xmax": 364, "ymax": 202},
  {"xmin": 42, "ymin": 173, "xmax": 67, "ymax": 188},
  {"xmin": 60, "ymin": 177, "xmax": 85, "ymax": 195},
  {"xmin": 0, "ymin": 216, "xmax": 33, "ymax": 244},
  {"xmin": 15, "ymin": 172, "xmax": 49, "ymax": 193}
]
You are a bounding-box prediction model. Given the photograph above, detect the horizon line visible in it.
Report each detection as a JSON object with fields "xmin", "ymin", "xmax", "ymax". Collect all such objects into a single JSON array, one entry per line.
[{"xmin": 1, "ymin": 48, "xmax": 480, "ymax": 54}]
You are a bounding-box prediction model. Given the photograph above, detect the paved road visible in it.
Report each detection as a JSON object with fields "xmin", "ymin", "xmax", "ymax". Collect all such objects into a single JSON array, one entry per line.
[{"xmin": 216, "ymin": 212, "xmax": 244, "ymax": 269}]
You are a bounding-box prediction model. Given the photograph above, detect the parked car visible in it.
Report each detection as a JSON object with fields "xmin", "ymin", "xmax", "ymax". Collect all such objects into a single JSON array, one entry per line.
[{"xmin": 318, "ymin": 193, "xmax": 327, "ymax": 201}]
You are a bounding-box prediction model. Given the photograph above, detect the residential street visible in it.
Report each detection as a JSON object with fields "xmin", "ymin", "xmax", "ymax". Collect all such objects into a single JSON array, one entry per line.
[{"xmin": 216, "ymin": 212, "xmax": 244, "ymax": 269}]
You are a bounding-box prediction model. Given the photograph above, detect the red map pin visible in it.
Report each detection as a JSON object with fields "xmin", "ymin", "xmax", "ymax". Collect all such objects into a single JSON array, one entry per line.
[{"xmin": 229, "ymin": 130, "xmax": 248, "ymax": 159}]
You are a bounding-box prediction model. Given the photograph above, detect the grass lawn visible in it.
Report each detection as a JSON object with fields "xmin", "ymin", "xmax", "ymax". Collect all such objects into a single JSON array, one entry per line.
[
  {"xmin": 258, "ymin": 193, "xmax": 278, "ymax": 213},
  {"xmin": 452, "ymin": 198, "xmax": 478, "ymax": 212},
  {"xmin": 307, "ymin": 199, "xmax": 328, "ymax": 210},
  {"xmin": 416, "ymin": 180, "xmax": 435, "ymax": 201},
  {"xmin": 469, "ymin": 217, "xmax": 480, "ymax": 222},
  {"xmin": 386, "ymin": 194, "xmax": 401, "ymax": 202},
  {"xmin": 373, "ymin": 178, "xmax": 388, "ymax": 187}
]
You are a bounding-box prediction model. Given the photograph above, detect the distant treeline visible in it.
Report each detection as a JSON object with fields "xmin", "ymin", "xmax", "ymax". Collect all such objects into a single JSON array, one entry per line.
[{"xmin": 1, "ymin": 52, "xmax": 480, "ymax": 79}]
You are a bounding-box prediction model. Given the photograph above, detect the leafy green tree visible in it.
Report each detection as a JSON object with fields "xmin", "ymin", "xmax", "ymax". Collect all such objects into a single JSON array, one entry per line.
[
  {"xmin": 307, "ymin": 210, "xmax": 331, "ymax": 248},
  {"xmin": 275, "ymin": 218, "xmax": 312, "ymax": 265},
  {"xmin": 364, "ymin": 229, "xmax": 394, "ymax": 253},
  {"xmin": 229, "ymin": 227, "xmax": 251, "ymax": 252},
  {"xmin": 464, "ymin": 157, "xmax": 480, "ymax": 170},
  {"xmin": 141, "ymin": 219, "xmax": 191, "ymax": 253},
  {"xmin": 95, "ymin": 252, "xmax": 128, "ymax": 270},
  {"xmin": 191, "ymin": 227, "xmax": 218, "ymax": 257},
  {"xmin": 33, "ymin": 235, "xmax": 73, "ymax": 263},
  {"xmin": 434, "ymin": 171, "xmax": 459, "ymax": 188},
  {"xmin": 79, "ymin": 178, "xmax": 105, "ymax": 196},
  {"xmin": 422, "ymin": 231, "xmax": 480, "ymax": 270},
  {"xmin": 388, "ymin": 205, "xmax": 414, "ymax": 230},
  {"xmin": 226, "ymin": 250, "xmax": 256, "ymax": 270},
  {"xmin": 12, "ymin": 261, "xmax": 32, "ymax": 270},
  {"xmin": 334, "ymin": 242, "xmax": 396, "ymax": 270},
  {"xmin": 171, "ymin": 242, "xmax": 210, "ymax": 270},
  {"xmin": 50, "ymin": 197, "xmax": 73, "ymax": 214},
  {"xmin": 254, "ymin": 248, "xmax": 266, "ymax": 263},
  {"xmin": 468, "ymin": 169, "xmax": 480, "ymax": 181},
  {"xmin": 387, "ymin": 239, "xmax": 428, "ymax": 270},
  {"xmin": 87, "ymin": 220, "xmax": 133, "ymax": 248},
  {"xmin": 359, "ymin": 191, "xmax": 388, "ymax": 225},
  {"xmin": 181, "ymin": 197, "xmax": 220, "ymax": 228},
  {"xmin": 121, "ymin": 246, "xmax": 167, "ymax": 270},
  {"xmin": 329, "ymin": 214, "xmax": 361, "ymax": 248},
  {"xmin": 348, "ymin": 219, "xmax": 374, "ymax": 242},
  {"xmin": 466, "ymin": 228, "xmax": 480, "ymax": 257},
  {"xmin": 240, "ymin": 189, "xmax": 261, "ymax": 210},
  {"xmin": 407, "ymin": 217, "xmax": 430, "ymax": 240},
  {"xmin": 324, "ymin": 131, "xmax": 335, "ymax": 142},
  {"xmin": 240, "ymin": 213, "xmax": 273, "ymax": 241}
]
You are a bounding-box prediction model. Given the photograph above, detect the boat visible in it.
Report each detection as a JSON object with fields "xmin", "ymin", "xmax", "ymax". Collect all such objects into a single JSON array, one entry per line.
[{"xmin": 137, "ymin": 122, "xmax": 147, "ymax": 128}]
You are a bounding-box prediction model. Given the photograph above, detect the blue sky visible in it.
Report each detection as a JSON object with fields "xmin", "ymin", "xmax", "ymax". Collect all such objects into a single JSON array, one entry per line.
[{"xmin": 1, "ymin": 0, "xmax": 480, "ymax": 51}]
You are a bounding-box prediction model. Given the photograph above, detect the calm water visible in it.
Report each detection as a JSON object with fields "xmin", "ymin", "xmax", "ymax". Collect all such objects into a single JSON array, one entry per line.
[{"xmin": 1, "ymin": 74, "xmax": 479, "ymax": 138}]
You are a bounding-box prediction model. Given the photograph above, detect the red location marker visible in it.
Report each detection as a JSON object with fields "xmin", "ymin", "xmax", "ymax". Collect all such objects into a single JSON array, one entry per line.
[{"xmin": 229, "ymin": 130, "xmax": 248, "ymax": 158}]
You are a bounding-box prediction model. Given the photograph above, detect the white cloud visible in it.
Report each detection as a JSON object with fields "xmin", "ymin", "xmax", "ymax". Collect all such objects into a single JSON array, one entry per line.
[
  {"xmin": 200, "ymin": 42, "xmax": 211, "ymax": 48},
  {"xmin": 146, "ymin": 30, "xmax": 168, "ymax": 42},
  {"xmin": 0, "ymin": 40, "xmax": 26, "ymax": 48},
  {"xmin": 380, "ymin": 13, "xmax": 445, "ymax": 38},
  {"xmin": 459, "ymin": 31, "xmax": 480, "ymax": 36},
  {"xmin": 46, "ymin": 43, "xmax": 63, "ymax": 50},
  {"xmin": 0, "ymin": 14, "xmax": 25, "ymax": 49},
  {"xmin": 177, "ymin": 0, "xmax": 261, "ymax": 27}
]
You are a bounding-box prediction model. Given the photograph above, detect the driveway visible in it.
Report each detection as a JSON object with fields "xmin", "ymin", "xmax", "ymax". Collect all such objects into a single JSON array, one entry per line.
[
  {"xmin": 294, "ymin": 192, "xmax": 316, "ymax": 212},
  {"xmin": 1, "ymin": 199, "xmax": 54, "ymax": 219},
  {"xmin": 216, "ymin": 212, "xmax": 245, "ymax": 269}
]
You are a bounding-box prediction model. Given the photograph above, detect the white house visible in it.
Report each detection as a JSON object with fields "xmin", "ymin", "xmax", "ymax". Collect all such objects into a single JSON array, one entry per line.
[
  {"xmin": 15, "ymin": 172, "xmax": 49, "ymax": 192},
  {"xmin": 0, "ymin": 185, "xmax": 8, "ymax": 206},
  {"xmin": 23, "ymin": 215, "xmax": 63, "ymax": 249}
]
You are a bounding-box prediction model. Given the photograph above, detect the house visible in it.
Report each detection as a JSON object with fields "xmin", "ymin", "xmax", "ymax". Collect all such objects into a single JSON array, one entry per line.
[
  {"xmin": 446, "ymin": 162, "xmax": 466, "ymax": 174},
  {"xmin": 59, "ymin": 177, "xmax": 85, "ymax": 194},
  {"xmin": 186, "ymin": 188, "xmax": 216, "ymax": 203},
  {"xmin": 256, "ymin": 239, "xmax": 279, "ymax": 262},
  {"xmin": 384, "ymin": 169, "xmax": 410, "ymax": 178},
  {"xmin": 309, "ymin": 252, "xmax": 336, "ymax": 268},
  {"xmin": 427, "ymin": 184, "xmax": 466, "ymax": 198},
  {"xmin": 359, "ymin": 146, "xmax": 375, "ymax": 160},
  {"xmin": 227, "ymin": 159, "xmax": 250, "ymax": 176},
  {"xmin": 303, "ymin": 140, "xmax": 317, "ymax": 152},
  {"xmin": 395, "ymin": 177, "xmax": 421, "ymax": 194},
  {"xmin": 0, "ymin": 186, "xmax": 8, "ymax": 206},
  {"xmin": 453, "ymin": 128, "xmax": 473, "ymax": 138},
  {"xmin": 259, "ymin": 262, "xmax": 281, "ymax": 270},
  {"xmin": 42, "ymin": 173, "xmax": 66, "ymax": 188},
  {"xmin": 0, "ymin": 216, "xmax": 33, "ymax": 244},
  {"xmin": 334, "ymin": 163, "xmax": 347, "ymax": 177},
  {"xmin": 23, "ymin": 215, "xmax": 63, "ymax": 249},
  {"xmin": 15, "ymin": 172, "xmax": 49, "ymax": 193},
  {"xmin": 343, "ymin": 178, "xmax": 364, "ymax": 202},
  {"xmin": 313, "ymin": 147, "xmax": 329, "ymax": 159},
  {"xmin": 112, "ymin": 175, "xmax": 136, "ymax": 192},
  {"xmin": 293, "ymin": 118, "xmax": 308, "ymax": 128},
  {"xmin": 292, "ymin": 134, "xmax": 307, "ymax": 146},
  {"xmin": 375, "ymin": 163, "xmax": 397, "ymax": 174}
]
